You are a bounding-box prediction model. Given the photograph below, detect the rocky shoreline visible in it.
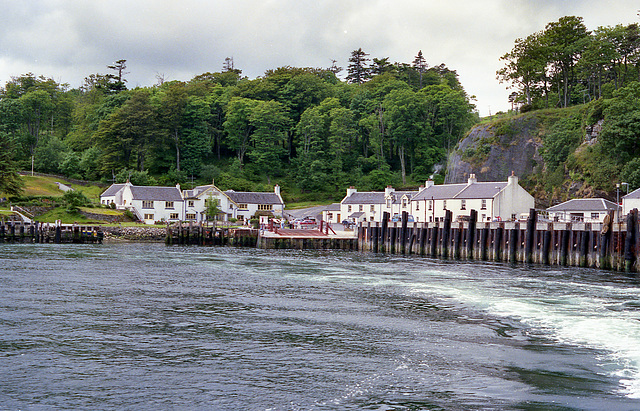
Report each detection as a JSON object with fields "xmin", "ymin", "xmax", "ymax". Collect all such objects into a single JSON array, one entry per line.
[{"xmin": 101, "ymin": 226, "xmax": 166, "ymax": 242}]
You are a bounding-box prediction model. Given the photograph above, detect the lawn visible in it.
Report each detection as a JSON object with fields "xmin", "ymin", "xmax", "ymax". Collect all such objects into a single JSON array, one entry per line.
[{"xmin": 18, "ymin": 175, "xmax": 105, "ymax": 201}]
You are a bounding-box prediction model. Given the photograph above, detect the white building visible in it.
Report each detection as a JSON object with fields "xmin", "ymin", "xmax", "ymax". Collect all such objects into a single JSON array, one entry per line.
[
  {"xmin": 182, "ymin": 184, "xmax": 239, "ymax": 222},
  {"xmin": 224, "ymin": 185, "xmax": 285, "ymax": 222},
  {"xmin": 546, "ymin": 198, "xmax": 618, "ymax": 223},
  {"xmin": 100, "ymin": 182, "xmax": 185, "ymax": 224},
  {"xmin": 321, "ymin": 203, "xmax": 342, "ymax": 224},
  {"xmin": 411, "ymin": 173, "xmax": 535, "ymax": 223},
  {"xmin": 101, "ymin": 182, "xmax": 285, "ymax": 224},
  {"xmin": 622, "ymin": 188, "xmax": 640, "ymax": 217}
]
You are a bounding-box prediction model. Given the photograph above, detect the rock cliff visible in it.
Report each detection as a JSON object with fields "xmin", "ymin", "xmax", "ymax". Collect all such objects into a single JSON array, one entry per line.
[{"xmin": 445, "ymin": 115, "xmax": 544, "ymax": 184}]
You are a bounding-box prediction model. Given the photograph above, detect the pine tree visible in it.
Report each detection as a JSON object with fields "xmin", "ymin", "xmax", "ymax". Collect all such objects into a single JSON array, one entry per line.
[
  {"xmin": 0, "ymin": 132, "xmax": 23, "ymax": 196},
  {"xmin": 412, "ymin": 50, "xmax": 428, "ymax": 88},
  {"xmin": 346, "ymin": 48, "xmax": 371, "ymax": 84}
]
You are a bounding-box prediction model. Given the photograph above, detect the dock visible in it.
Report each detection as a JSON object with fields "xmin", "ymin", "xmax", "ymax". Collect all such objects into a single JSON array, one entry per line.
[
  {"xmin": 357, "ymin": 209, "xmax": 640, "ymax": 272},
  {"xmin": 0, "ymin": 221, "xmax": 104, "ymax": 244}
]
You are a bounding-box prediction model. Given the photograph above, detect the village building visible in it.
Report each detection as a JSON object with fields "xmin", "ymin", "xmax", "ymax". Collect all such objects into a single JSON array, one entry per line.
[
  {"xmin": 101, "ymin": 182, "xmax": 285, "ymax": 224},
  {"xmin": 321, "ymin": 203, "xmax": 342, "ymax": 224},
  {"xmin": 223, "ymin": 185, "xmax": 285, "ymax": 222},
  {"xmin": 622, "ymin": 188, "xmax": 640, "ymax": 217},
  {"xmin": 182, "ymin": 184, "xmax": 239, "ymax": 222},
  {"xmin": 339, "ymin": 186, "xmax": 419, "ymax": 224},
  {"xmin": 410, "ymin": 173, "xmax": 535, "ymax": 223},
  {"xmin": 100, "ymin": 182, "xmax": 184, "ymax": 224},
  {"xmin": 546, "ymin": 198, "xmax": 618, "ymax": 223}
]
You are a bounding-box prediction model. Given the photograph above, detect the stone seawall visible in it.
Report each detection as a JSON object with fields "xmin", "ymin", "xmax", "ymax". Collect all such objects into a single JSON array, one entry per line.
[{"xmin": 102, "ymin": 226, "xmax": 166, "ymax": 242}]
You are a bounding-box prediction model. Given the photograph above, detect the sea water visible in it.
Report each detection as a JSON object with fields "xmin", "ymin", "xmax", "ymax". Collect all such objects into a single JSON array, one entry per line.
[{"xmin": 1, "ymin": 243, "xmax": 640, "ymax": 410}]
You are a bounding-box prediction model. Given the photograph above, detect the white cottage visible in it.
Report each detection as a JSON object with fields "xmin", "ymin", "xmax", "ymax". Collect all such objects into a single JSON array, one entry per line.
[
  {"xmin": 546, "ymin": 198, "xmax": 618, "ymax": 223},
  {"xmin": 100, "ymin": 182, "xmax": 185, "ymax": 224},
  {"xmin": 182, "ymin": 184, "xmax": 238, "ymax": 222},
  {"xmin": 622, "ymin": 188, "xmax": 640, "ymax": 216},
  {"xmin": 223, "ymin": 185, "xmax": 285, "ymax": 222},
  {"xmin": 411, "ymin": 173, "xmax": 535, "ymax": 223}
]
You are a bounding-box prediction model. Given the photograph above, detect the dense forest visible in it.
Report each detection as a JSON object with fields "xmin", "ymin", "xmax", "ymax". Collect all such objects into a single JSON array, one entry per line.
[
  {"xmin": 2, "ymin": 14, "xmax": 640, "ymax": 203},
  {"xmin": 0, "ymin": 51, "xmax": 476, "ymax": 202}
]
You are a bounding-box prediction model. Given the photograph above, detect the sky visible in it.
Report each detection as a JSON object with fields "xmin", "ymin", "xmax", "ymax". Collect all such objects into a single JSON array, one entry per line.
[{"xmin": 0, "ymin": 0, "xmax": 638, "ymax": 116}]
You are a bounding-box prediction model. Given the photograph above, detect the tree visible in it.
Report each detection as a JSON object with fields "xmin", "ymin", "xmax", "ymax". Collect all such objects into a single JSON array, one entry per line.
[
  {"xmin": 497, "ymin": 31, "xmax": 548, "ymax": 106},
  {"xmin": 249, "ymin": 100, "xmax": 290, "ymax": 183},
  {"xmin": 106, "ymin": 59, "xmax": 129, "ymax": 92},
  {"xmin": 543, "ymin": 16, "xmax": 590, "ymax": 108},
  {"xmin": 223, "ymin": 97, "xmax": 257, "ymax": 168},
  {"xmin": 412, "ymin": 50, "xmax": 428, "ymax": 88},
  {"xmin": 0, "ymin": 132, "xmax": 24, "ymax": 196},
  {"xmin": 346, "ymin": 48, "xmax": 371, "ymax": 84}
]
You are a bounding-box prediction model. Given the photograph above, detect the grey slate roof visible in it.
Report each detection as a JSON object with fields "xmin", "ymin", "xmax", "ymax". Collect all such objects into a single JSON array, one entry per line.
[
  {"xmin": 130, "ymin": 185, "xmax": 183, "ymax": 202},
  {"xmin": 412, "ymin": 184, "xmax": 467, "ymax": 201},
  {"xmin": 623, "ymin": 187, "xmax": 640, "ymax": 200},
  {"xmin": 100, "ymin": 184, "xmax": 126, "ymax": 197},
  {"xmin": 225, "ymin": 190, "xmax": 283, "ymax": 205},
  {"xmin": 454, "ymin": 182, "xmax": 508, "ymax": 199},
  {"xmin": 183, "ymin": 185, "xmax": 213, "ymax": 199},
  {"xmin": 388, "ymin": 191, "xmax": 418, "ymax": 204},
  {"xmin": 349, "ymin": 212, "xmax": 365, "ymax": 218},
  {"xmin": 546, "ymin": 198, "xmax": 618, "ymax": 212},
  {"xmin": 324, "ymin": 203, "xmax": 341, "ymax": 211},
  {"xmin": 341, "ymin": 192, "xmax": 386, "ymax": 204}
]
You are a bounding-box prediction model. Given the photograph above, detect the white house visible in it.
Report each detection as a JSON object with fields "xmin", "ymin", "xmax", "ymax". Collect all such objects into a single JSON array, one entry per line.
[
  {"xmin": 622, "ymin": 188, "xmax": 640, "ymax": 216},
  {"xmin": 411, "ymin": 173, "xmax": 535, "ymax": 223},
  {"xmin": 340, "ymin": 188, "xmax": 386, "ymax": 224},
  {"xmin": 322, "ymin": 203, "xmax": 342, "ymax": 224},
  {"xmin": 100, "ymin": 182, "xmax": 185, "ymax": 224},
  {"xmin": 182, "ymin": 184, "xmax": 239, "ymax": 222},
  {"xmin": 339, "ymin": 186, "xmax": 419, "ymax": 223},
  {"xmin": 223, "ymin": 185, "xmax": 285, "ymax": 222},
  {"xmin": 546, "ymin": 198, "xmax": 618, "ymax": 223}
]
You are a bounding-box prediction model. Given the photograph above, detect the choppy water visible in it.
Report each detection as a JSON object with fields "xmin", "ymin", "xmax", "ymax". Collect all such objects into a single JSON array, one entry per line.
[{"xmin": 1, "ymin": 243, "xmax": 640, "ymax": 410}]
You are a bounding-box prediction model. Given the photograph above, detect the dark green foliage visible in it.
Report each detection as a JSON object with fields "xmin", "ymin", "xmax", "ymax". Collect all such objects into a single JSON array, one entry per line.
[
  {"xmin": 540, "ymin": 116, "xmax": 582, "ymax": 169},
  {"xmin": 63, "ymin": 190, "xmax": 89, "ymax": 213},
  {"xmin": 0, "ymin": 54, "xmax": 478, "ymax": 198}
]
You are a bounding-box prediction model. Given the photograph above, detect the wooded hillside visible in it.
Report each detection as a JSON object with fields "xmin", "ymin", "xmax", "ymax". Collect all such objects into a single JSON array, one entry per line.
[{"xmin": 0, "ymin": 52, "xmax": 476, "ymax": 202}]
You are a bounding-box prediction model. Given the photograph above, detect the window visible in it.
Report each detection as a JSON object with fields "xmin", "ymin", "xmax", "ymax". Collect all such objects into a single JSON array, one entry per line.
[
  {"xmin": 328, "ymin": 212, "xmax": 333, "ymax": 219},
  {"xmin": 170, "ymin": 213, "xmax": 179, "ymax": 220},
  {"xmin": 238, "ymin": 203, "xmax": 248, "ymax": 210},
  {"xmin": 142, "ymin": 200, "xmax": 153, "ymax": 209},
  {"xmin": 186, "ymin": 213, "xmax": 196, "ymax": 220},
  {"xmin": 416, "ymin": 202, "xmax": 419, "ymax": 211},
  {"xmin": 370, "ymin": 205, "xmax": 375, "ymax": 212},
  {"xmin": 258, "ymin": 204, "xmax": 272, "ymax": 211},
  {"xmin": 461, "ymin": 199, "xmax": 466, "ymax": 210},
  {"xmin": 443, "ymin": 200, "xmax": 447, "ymax": 210},
  {"xmin": 359, "ymin": 205, "xmax": 363, "ymax": 212},
  {"xmin": 428, "ymin": 201, "xmax": 432, "ymax": 211},
  {"xmin": 511, "ymin": 214, "xmax": 517, "ymax": 221},
  {"xmin": 144, "ymin": 213, "xmax": 154, "ymax": 220},
  {"xmin": 188, "ymin": 200, "xmax": 195, "ymax": 207},
  {"xmin": 165, "ymin": 201, "xmax": 174, "ymax": 209},
  {"xmin": 386, "ymin": 199, "xmax": 392, "ymax": 208},
  {"xmin": 402, "ymin": 198, "xmax": 407, "ymax": 208},
  {"xmin": 481, "ymin": 199, "xmax": 487, "ymax": 210},
  {"xmin": 591, "ymin": 213, "xmax": 599, "ymax": 220},
  {"xmin": 482, "ymin": 214, "xmax": 486, "ymax": 221},
  {"xmin": 348, "ymin": 205, "xmax": 352, "ymax": 212}
]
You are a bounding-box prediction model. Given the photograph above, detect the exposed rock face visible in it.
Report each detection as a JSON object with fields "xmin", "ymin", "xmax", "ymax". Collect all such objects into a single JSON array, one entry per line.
[{"xmin": 445, "ymin": 116, "xmax": 544, "ymax": 183}]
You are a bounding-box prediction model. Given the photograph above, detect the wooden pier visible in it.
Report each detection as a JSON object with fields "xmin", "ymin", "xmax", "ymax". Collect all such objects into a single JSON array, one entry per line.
[
  {"xmin": 0, "ymin": 221, "xmax": 104, "ymax": 244},
  {"xmin": 357, "ymin": 209, "xmax": 640, "ymax": 273},
  {"xmin": 165, "ymin": 222, "xmax": 258, "ymax": 246},
  {"xmin": 256, "ymin": 228, "xmax": 358, "ymax": 250}
]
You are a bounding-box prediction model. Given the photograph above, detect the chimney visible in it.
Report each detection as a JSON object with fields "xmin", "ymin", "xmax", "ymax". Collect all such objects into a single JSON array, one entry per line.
[
  {"xmin": 508, "ymin": 171, "xmax": 518, "ymax": 185},
  {"xmin": 467, "ymin": 173, "xmax": 477, "ymax": 185},
  {"xmin": 346, "ymin": 186, "xmax": 357, "ymax": 197},
  {"xmin": 425, "ymin": 179, "xmax": 434, "ymax": 188},
  {"xmin": 384, "ymin": 185, "xmax": 395, "ymax": 196},
  {"xmin": 176, "ymin": 183, "xmax": 181, "ymax": 191},
  {"xmin": 418, "ymin": 185, "xmax": 425, "ymax": 192},
  {"xmin": 274, "ymin": 184, "xmax": 281, "ymax": 196}
]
